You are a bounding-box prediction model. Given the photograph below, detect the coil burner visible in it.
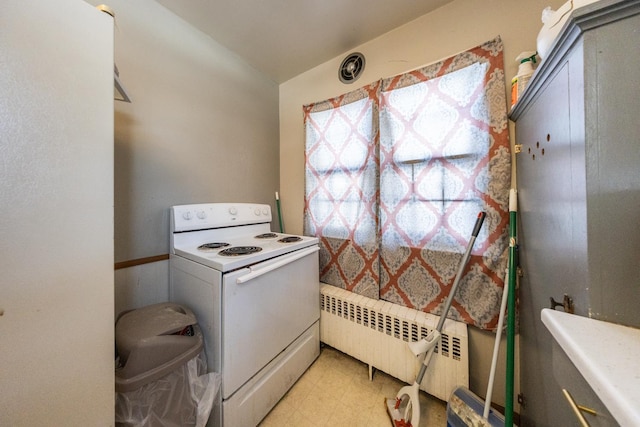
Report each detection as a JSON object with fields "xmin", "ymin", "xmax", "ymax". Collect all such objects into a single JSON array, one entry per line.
[
  {"xmin": 255, "ymin": 233, "xmax": 278, "ymax": 239},
  {"xmin": 219, "ymin": 246, "xmax": 263, "ymax": 256},
  {"xmin": 198, "ymin": 242, "xmax": 230, "ymax": 252},
  {"xmin": 278, "ymin": 236, "xmax": 302, "ymax": 243}
]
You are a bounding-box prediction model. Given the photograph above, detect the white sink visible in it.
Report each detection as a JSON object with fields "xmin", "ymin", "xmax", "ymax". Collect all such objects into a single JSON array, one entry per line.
[{"xmin": 542, "ymin": 309, "xmax": 640, "ymax": 426}]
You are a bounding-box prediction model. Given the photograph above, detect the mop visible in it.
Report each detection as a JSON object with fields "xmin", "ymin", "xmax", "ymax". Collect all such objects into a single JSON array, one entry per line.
[
  {"xmin": 386, "ymin": 211, "xmax": 486, "ymax": 427},
  {"xmin": 446, "ymin": 189, "xmax": 517, "ymax": 427}
]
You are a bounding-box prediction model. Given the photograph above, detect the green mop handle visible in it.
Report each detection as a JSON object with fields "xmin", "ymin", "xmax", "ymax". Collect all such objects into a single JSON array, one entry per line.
[
  {"xmin": 275, "ymin": 191, "xmax": 284, "ymax": 233},
  {"xmin": 505, "ymin": 189, "xmax": 518, "ymax": 426}
]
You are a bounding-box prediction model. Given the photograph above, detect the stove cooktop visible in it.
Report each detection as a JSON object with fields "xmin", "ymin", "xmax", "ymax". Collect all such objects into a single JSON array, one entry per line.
[
  {"xmin": 170, "ymin": 203, "xmax": 319, "ymax": 271},
  {"xmin": 173, "ymin": 229, "xmax": 318, "ymax": 272}
]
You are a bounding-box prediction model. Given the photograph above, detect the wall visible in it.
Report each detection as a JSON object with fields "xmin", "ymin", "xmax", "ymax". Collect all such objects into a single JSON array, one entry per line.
[
  {"xmin": 279, "ymin": 0, "xmax": 565, "ymax": 408},
  {"xmin": 85, "ymin": 0, "xmax": 281, "ymax": 265},
  {"xmin": 82, "ymin": 0, "xmax": 281, "ymax": 316},
  {"xmin": 1, "ymin": 1, "xmax": 114, "ymax": 423}
]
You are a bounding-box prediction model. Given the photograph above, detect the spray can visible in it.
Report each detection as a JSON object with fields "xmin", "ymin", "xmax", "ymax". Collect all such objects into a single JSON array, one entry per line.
[{"xmin": 511, "ymin": 51, "xmax": 538, "ymax": 108}]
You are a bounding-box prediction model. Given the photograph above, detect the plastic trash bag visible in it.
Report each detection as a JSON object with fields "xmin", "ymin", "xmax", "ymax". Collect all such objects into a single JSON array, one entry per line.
[{"xmin": 115, "ymin": 351, "xmax": 220, "ymax": 427}]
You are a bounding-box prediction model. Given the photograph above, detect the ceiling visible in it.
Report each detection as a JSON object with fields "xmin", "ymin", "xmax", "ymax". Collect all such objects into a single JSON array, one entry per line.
[{"xmin": 154, "ymin": 0, "xmax": 453, "ymax": 83}]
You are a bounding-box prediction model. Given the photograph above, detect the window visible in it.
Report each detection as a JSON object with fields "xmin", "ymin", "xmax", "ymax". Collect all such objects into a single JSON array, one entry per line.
[
  {"xmin": 305, "ymin": 96, "xmax": 377, "ymax": 239},
  {"xmin": 304, "ymin": 37, "xmax": 510, "ymax": 330},
  {"xmin": 380, "ymin": 62, "xmax": 490, "ymax": 252},
  {"xmin": 304, "ymin": 84, "xmax": 380, "ymax": 299}
]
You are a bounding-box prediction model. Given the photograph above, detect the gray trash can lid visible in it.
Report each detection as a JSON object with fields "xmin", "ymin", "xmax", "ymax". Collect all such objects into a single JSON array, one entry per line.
[{"xmin": 115, "ymin": 303, "xmax": 204, "ymax": 392}]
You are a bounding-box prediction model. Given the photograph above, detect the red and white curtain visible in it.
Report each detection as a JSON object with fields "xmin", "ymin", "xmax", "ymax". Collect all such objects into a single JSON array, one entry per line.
[
  {"xmin": 304, "ymin": 37, "xmax": 511, "ymax": 330},
  {"xmin": 303, "ymin": 83, "xmax": 381, "ymax": 300}
]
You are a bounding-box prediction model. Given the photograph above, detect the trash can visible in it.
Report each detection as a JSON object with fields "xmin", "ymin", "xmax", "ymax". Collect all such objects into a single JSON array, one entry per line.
[{"xmin": 114, "ymin": 303, "xmax": 220, "ymax": 427}]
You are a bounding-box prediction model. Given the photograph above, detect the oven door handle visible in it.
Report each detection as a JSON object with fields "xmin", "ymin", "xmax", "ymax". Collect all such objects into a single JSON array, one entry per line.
[{"xmin": 236, "ymin": 246, "xmax": 319, "ymax": 284}]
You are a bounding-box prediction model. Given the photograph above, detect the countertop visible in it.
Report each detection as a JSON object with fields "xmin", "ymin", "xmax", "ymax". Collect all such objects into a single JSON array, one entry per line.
[{"xmin": 541, "ymin": 308, "xmax": 640, "ymax": 426}]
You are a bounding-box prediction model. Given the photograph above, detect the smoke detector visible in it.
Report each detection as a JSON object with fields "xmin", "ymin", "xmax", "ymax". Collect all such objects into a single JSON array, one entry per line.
[{"xmin": 339, "ymin": 52, "xmax": 365, "ymax": 84}]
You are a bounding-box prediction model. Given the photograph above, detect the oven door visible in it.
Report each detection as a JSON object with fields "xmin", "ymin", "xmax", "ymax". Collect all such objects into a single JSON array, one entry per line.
[{"xmin": 221, "ymin": 245, "xmax": 319, "ymax": 399}]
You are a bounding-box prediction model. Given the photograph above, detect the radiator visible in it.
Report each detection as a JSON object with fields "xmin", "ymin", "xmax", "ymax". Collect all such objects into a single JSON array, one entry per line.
[{"xmin": 319, "ymin": 283, "xmax": 468, "ymax": 401}]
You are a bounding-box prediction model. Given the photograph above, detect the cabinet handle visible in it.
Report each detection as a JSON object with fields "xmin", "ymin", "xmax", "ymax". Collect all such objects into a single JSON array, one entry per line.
[
  {"xmin": 562, "ymin": 389, "xmax": 597, "ymax": 427},
  {"xmin": 550, "ymin": 294, "xmax": 574, "ymax": 313}
]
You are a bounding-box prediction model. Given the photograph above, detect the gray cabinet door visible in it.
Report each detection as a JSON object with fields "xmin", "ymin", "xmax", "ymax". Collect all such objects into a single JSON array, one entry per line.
[
  {"xmin": 517, "ymin": 56, "xmax": 588, "ymax": 426},
  {"xmin": 581, "ymin": 12, "xmax": 640, "ymax": 326}
]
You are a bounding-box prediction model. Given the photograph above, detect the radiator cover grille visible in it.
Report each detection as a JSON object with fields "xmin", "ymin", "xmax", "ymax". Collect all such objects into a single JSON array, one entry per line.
[{"xmin": 320, "ymin": 284, "xmax": 469, "ymax": 401}]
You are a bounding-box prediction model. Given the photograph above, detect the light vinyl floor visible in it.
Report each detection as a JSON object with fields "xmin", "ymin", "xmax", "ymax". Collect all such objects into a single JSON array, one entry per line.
[{"xmin": 259, "ymin": 345, "xmax": 447, "ymax": 426}]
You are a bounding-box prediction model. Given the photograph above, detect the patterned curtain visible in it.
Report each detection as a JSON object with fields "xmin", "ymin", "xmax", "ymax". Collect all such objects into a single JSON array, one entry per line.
[
  {"xmin": 304, "ymin": 37, "xmax": 510, "ymax": 330},
  {"xmin": 303, "ymin": 82, "xmax": 381, "ymax": 300},
  {"xmin": 378, "ymin": 37, "xmax": 511, "ymax": 329}
]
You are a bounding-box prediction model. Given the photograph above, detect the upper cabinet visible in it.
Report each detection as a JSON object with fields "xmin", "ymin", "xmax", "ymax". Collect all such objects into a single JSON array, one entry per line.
[{"xmin": 511, "ymin": 0, "xmax": 640, "ymax": 328}]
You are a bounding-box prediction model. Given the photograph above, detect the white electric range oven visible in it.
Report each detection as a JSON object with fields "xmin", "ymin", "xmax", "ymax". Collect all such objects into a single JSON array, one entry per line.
[{"xmin": 169, "ymin": 203, "xmax": 320, "ymax": 426}]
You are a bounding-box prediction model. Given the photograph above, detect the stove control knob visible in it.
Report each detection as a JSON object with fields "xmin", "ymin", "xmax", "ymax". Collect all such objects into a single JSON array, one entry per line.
[
  {"xmin": 197, "ymin": 210, "xmax": 207, "ymax": 220},
  {"xmin": 228, "ymin": 207, "xmax": 238, "ymax": 216},
  {"xmin": 254, "ymin": 208, "xmax": 261, "ymax": 216},
  {"xmin": 262, "ymin": 207, "xmax": 269, "ymax": 216},
  {"xmin": 182, "ymin": 211, "xmax": 193, "ymax": 220}
]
